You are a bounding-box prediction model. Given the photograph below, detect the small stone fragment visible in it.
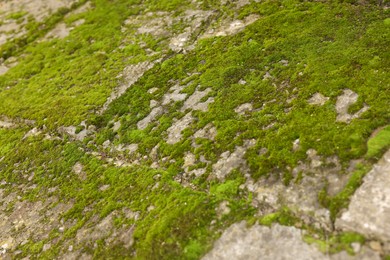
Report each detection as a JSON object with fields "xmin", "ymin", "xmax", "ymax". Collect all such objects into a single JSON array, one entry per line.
[{"xmin": 308, "ymin": 93, "xmax": 329, "ymax": 106}]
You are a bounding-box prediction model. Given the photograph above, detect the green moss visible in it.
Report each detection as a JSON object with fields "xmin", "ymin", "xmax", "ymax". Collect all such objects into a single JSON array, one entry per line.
[
  {"xmin": 6, "ymin": 11, "xmax": 27, "ymax": 20},
  {"xmin": 304, "ymin": 231, "xmax": 366, "ymax": 255},
  {"xmin": 259, "ymin": 207, "xmax": 300, "ymax": 226},
  {"xmin": 0, "ymin": 0, "xmax": 389, "ymax": 258},
  {"xmin": 366, "ymin": 125, "xmax": 390, "ymax": 159}
]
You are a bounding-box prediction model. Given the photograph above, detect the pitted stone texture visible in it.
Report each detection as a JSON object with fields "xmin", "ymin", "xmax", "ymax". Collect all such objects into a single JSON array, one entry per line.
[
  {"xmin": 169, "ymin": 10, "xmax": 214, "ymax": 52},
  {"xmin": 212, "ymin": 139, "xmax": 256, "ymax": 180},
  {"xmin": 0, "ymin": 195, "xmax": 73, "ymax": 255},
  {"xmin": 180, "ymin": 88, "xmax": 214, "ymax": 112},
  {"xmin": 162, "ymin": 84, "xmax": 187, "ymax": 105},
  {"xmin": 137, "ymin": 106, "xmax": 164, "ymax": 130},
  {"xmin": 202, "ymin": 222, "xmax": 323, "ymax": 260},
  {"xmin": 201, "ymin": 14, "xmax": 259, "ymax": 39},
  {"xmin": 234, "ymin": 103, "xmax": 253, "ymax": 115},
  {"xmin": 166, "ymin": 113, "xmax": 194, "ymax": 144},
  {"xmin": 58, "ymin": 122, "xmax": 91, "ymax": 141},
  {"xmin": 247, "ymin": 152, "xmax": 343, "ymax": 230},
  {"xmin": 336, "ymin": 149, "xmax": 390, "ymax": 242},
  {"xmin": 335, "ymin": 89, "xmax": 369, "ymax": 123},
  {"xmin": 203, "ymin": 221, "xmax": 380, "ymax": 260},
  {"xmin": 194, "ymin": 123, "xmax": 217, "ymax": 140},
  {"xmin": 0, "ymin": 120, "xmax": 15, "ymax": 129},
  {"xmin": 126, "ymin": 11, "xmax": 173, "ymax": 38},
  {"xmin": 308, "ymin": 93, "xmax": 329, "ymax": 106},
  {"xmin": 0, "ymin": 0, "xmax": 76, "ymax": 45},
  {"xmin": 43, "ymin": 18, "xmax": 85, "ymax": 40},
  {"xmin": 0, "ymin": 65, "xmax": 9, "ymax": 76}
]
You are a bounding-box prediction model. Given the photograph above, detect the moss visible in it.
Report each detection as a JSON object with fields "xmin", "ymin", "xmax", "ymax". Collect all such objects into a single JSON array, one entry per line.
[
  {"xmin": 0, "ymin": 0, "xmax": 389, "ymax": 258},
  {"xmin": 259, "ymin": 207, "xmax": 300, "ymax": 226},
  {"xmin": 366, "ymin": 125, "xmax": 390, "ymax": 159},
  {"xmin": 304, "ymin": 231, "xmax": 366, "ymax": 255},
  {"xmin": 319, "ymin": 164, "xmax": 370, "ymax": 221}
]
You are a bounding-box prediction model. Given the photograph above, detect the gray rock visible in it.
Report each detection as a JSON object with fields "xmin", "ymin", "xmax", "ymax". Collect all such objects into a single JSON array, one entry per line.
[
  {"xmin": 166, "ymin": 113, "xmax": 194, "ymax": 144},
  {"xmin": 203, "ymin": 222, "xmax": 325, "ymax": 260},
  {"xmin": 336, "ymin": 149, "xmax": 390, "ymax": 242},
  {"xmin": 308, "ymin": 93, "xmax": 329, "ymax": 106},
  {"xmin": 203, "ymin": 221, "xmax": 380, "ymax": 260},
  {"xmin": 335, "ymin": 89, "xmax": 369, "ymax": 123}
]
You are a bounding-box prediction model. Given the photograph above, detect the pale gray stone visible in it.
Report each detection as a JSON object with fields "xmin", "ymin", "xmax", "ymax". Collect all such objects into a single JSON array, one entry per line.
[
  {"xmin": 335, "ymin": 89, "xmax": 369, "ymax": 123},
  {"xmin": 308, "ymin": 93, "xmax": 329, "ymax": 106},
  {"xmin": 336, "ymin": 149, "xmax": 390, "ymax": 242},
  {"xmin": 166, "ymin": 113, "xmax": 194, "ymax": 144},
  {"xmin": 203, "ymin": 222, "xmax": 326, "ymax": 260}
]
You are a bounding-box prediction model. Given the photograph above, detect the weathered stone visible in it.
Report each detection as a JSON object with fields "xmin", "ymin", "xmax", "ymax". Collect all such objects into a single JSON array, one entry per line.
[
  {"xmin": 162, "ymin": 84, "xmax": 187, "ymax": 105},
  {"xmin": 212, "ymin": 140, "xmax": 256, "ymax": 180},
  {"xmin": 308, "ymin": 93, "xmax": 329, "ymax": 106},
  {"xmin": 203, "ymin": 221, "xmax": 380, "ymax": 260},
  {"xmin": 234, "ymin": 103, "xmax": 253, "ymax": 115},
  {"xmin": 203, "ymin": 222, "xmax": 318, "ymax": 260},
  {"xmin": 137, "ymin": 106, "xmax": 164, "ymax": 130},
  {"xmin": 180, "ymin": 88, "xmax": 213, "ymax": 112},
  {"xmin": 201, "ymin": 14, "xmax": 259, "ymax": 38},
  {"xmin": 335, "ymin": 89, "xmax": 369, "ymax": 123},
  {"xmin": 336, "ymin": 149, "xmax": 390, "ymax": 242},
  {"xmin": 193, "ymin": 123, "xmax": 217, "ymax": 140},
  {"xmin": 166, "ymin": 113, "xmax": 194, "ymax": 144}
]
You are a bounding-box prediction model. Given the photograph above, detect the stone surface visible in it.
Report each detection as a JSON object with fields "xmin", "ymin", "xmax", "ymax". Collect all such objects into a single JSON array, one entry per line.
[
  {"xmin": 335, "ymin": 89, "xmax": 369, "ymax": 123},
  {"xmin": 336, "ymin": 149, "xmax": 390, "ymax": 242},
  {"xmin": 212, "ymin": 139, "xmax": 256, "ymax": 180},
  {"xmin": 203, "ymin": 222, "xmax": 326, "ymax": 260},
  {"xmin": 166, "ymin": 113, "xmax": 194, "ymax": 144},
  {"xmin": 180, "ymin": 88, "xmax": 213, "ymax": 112},
  {"xmin": 234, "ymin": 103, "xmax": 253, "ymax": 115},
  {"xmin": 193, "ymin": 123, "xmax": 217, "ymax": 140},
  {"xmin": 308, "ymin": 93, "xmax": 329, "ymax": 106},
  {"xmin": 0, "ymin": 65, "xmax": 9, "ymax": 76},
  {"xmin": 203, "ymin": 221, "xmax": 380, "ymax": 260},
  {"xmin": 137, "ymin": 106, "xmax": 164, "ymax": 130},
  {"xmin": 201, "ymin": 14, "xmax": 259, "ymax": 38}
]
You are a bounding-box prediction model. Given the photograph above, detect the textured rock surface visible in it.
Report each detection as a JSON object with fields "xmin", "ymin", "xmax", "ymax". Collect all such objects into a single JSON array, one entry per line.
[
  {"xmin": 0, "ymin": 0, "xmax": 389, "ymax": 259},
  {"xmin": 336, "ymin": 89, "xmax": 370, "ymax": 123},
  {"xmin": 336, "ymin": 149, "xmax": 390, "ymax": 242},
  {"xmin": 203, "ymin": 221, "xmax": 380, "ymax": 260}
]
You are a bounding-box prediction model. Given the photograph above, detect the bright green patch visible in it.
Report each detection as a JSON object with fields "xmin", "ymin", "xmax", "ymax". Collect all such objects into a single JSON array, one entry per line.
[{"xmin": 366, "ymin": 125, "xmax": 390, "ymax": 159}]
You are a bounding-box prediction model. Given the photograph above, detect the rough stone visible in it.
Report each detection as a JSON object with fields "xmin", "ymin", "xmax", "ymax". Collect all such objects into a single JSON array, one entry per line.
[
  {"xmin": 166, "ymin": 113, "xmax": 194, "ymax": 144},
  {"xmin": 203, "ymin": 222, "xmax": 319, "ymax": 260},
  {"xmin": 335, "ymin": 89, "xmax": 369, "ymax": 123},
  {"xmin": 234, "ymin": 103, "xmax": 253, "ymax": 115},
  {"xmin": 162, "ymin": 84, "xmax": 187, "ymax": 105},
  {"xmin": 23, "ymin": 127, "xmax": 42, "ymax": 139},
  {"xmin": 212, "ymin": 140, "xmax": 256, "ymax": 180},
  {"xmin": 336, "ymin": 149, "xmax": 390, "ymax": 242},
  {"xmin": 193, "ymin": 123, "xmax": 217, "ymax": 140},
  {"xmin": 137, "ymin": 106, "xmax": 164, "ymax": 130},
  {"xmin": 0, "ymin": 65, "xmax": 9, "ymax": 76},
  {"xmin": 72, "ymin": 162, "xmax": 86, "ymax": 181},
  {"xmin": 308, "ymin": 93, "xmax": 329, "ymax": 106},
  {"xmin": 0, "ymin": 120, "xmax": 15, "ymax": 128},
  {"xmin": 216, "ymin": 201, "xmax": 231, "ymax": 218},
  {"xmin": 169, "ymin": 10, "xmax": 214, "ymax": 52},
  {"xmin": 201, "ymin": 14, "xmax": 259, "ymax": 38},
  {"xmin": 203, "ymin": 221, "xmax": 380, "ymax": 260},
  {"xmin": 180, "ymin": 88, "xmax": 213, "ymax": 112}
]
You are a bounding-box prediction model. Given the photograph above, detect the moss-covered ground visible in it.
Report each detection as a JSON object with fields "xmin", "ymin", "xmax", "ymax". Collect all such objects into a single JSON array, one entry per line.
[{"xmin": 0, "ymin": 0, "xmax": 389, "ymax": 258}]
